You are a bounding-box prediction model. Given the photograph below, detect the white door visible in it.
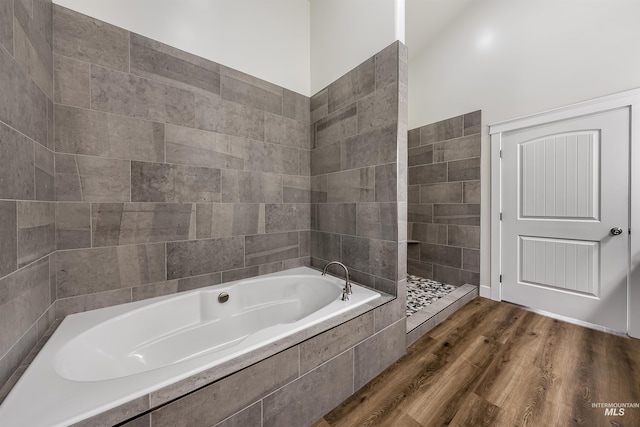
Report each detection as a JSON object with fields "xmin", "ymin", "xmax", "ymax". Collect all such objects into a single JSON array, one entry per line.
[{"xmin": 501, "ymin": 107, "xmax": 629, "ymax": 332}]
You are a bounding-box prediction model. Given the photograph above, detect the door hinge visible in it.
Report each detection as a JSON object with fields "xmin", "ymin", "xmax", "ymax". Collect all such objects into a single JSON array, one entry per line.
[
  {"xmin": 499, "ymin": 150, "xmax": 503, "ymax": 158},
  {"xmin": 629, "ymin": 229, "xmax": 632, "ymax": 235},
  {"xmin": 499, "ymin": 274, "xmax": 503, "ymax": 283},
  {"xmin": 499, "ymin": 212, "xmax": 503, "ymax": 220}
]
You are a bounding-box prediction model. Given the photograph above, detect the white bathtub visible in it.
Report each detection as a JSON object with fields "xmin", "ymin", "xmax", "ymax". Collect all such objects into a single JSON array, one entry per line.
[{"xmin": 0, "ymin": 267, "xmax": 380, "ymax": 426}]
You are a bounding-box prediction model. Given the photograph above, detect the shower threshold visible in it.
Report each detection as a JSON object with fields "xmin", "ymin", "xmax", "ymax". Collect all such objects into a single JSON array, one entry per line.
[{"xmin": 405, "ymin": 276, "xmax": 477, "ymax": 346}]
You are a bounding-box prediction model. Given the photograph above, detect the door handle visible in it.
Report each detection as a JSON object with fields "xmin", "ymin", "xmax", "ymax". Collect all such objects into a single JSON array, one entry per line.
[{"xmin": 610, "ymin": 227, "xmax": 624, "ymax": 236}]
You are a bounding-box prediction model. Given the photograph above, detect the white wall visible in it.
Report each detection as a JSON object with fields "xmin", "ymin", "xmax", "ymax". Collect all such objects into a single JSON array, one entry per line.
[
  {"xmin": 310, "ymin": 0, "xmax": 404, "ymax": 95},
  {"xmin": 54, "ymin": 0, "xmax": 311, "ymax": 95},
  {"xmin": 407, "ymin": 0, "xmax": 640, "ymax": 288}
]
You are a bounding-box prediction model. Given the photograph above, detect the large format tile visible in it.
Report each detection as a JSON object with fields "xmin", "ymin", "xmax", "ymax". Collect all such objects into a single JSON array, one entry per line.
[
  {"xmin": 310, "ymin": 141, "xmax": 342, "ymax": 176},
  {"xmin": 357, "ymin": 83, "xmax": 398, "ymax": 133},
  {"xmin": 56, "ymin": 288, "xmax": 131, "ymax": 317},
  {"xmin": 327, "ymin": 168, "xmax": 374, "ymax": 203},
  {"xmin": 327, "ymin": 57, "xmax": 375, "ymax": 113},
  {"xmin": 356, "ymin": 203, "xmax": 397, "ymax": 241},
  {"xmin": 310, "ymin": 88, "xmax": 328, "ymax": 123},
  {"xmin": 0, "ymin": 201, "xmax": 17, "ymax": 278},
  {"xmin": 433, "ymin": 133, "xmax": 481, "ymax": 163},
  {"xmin": 0, "ymin": 45, "xmax": 48, "ymax": 146},
  {"xmin": 34, "ymin": 144, "xmax": 54, "ymax": 201},
  {"xmin": 0, "ymin": 122, "xmax": 35, "ymax": 200},
  {"xmin": 419, "ymin": 243, "xmax": 462, "ymax": 269},
  {"xmin": 70, "ymin": 395, "xmax": 149, "ymax": 427},
  {"xmin": 244, "ymin": 140, "xmax": 299, "ymax": 175},
  {"xmin": 263, "ymin": 350, "xmax": 354, "ymax": 427},
  {"xmin": 448, "ymin": 225, "xmax": 480, "ymax": 249},
  {"xmin": 221, "ymin": 74, "xmax": 282, "ymax": 115},
  {"xmin": 91, "ymin": 65, "xmax": 196, "ymax": 127},
  {"xmin": 283, "ymin": 175, "xmax": 310, "ymax": 203},
  {"xmin": 0, "ymin": 0, "xmax": 12, "ymax": 54},
  {"xmin": 316, "ymin": 203, "xmax": 356, "ymax": 235},
  {"xmin": 56, "ymin": 243, "xmax": 165, "ymax": 297},
  {"xmin": 54, "ymin": 54, "xmax": 90, "ymax": 107},
  {"xmin": 214, "ymin": 402, "xmax": 262, "ymax": 427},
  {"xmin": 17, "ymin": 201, "xmax": 55, "ymax": 268},
  {"xmin": 0, "ymin": 257, "xmax": 50, "ymax": 357},
  {"xmin": 433, "ymin": 203, "xmax": 480, "ymax": 226},
  {"xmin": 166, "ymin": 237, "xmax": 244, "ymax": 280},
  {"xmin": 375, "ymin": 42, "xmax": 399, "ymax": 90},
  {"xmin": 165, "ymin": 125, "xmax": 244, "ymax": 170},
  {"xmin": 408, "ymin": 162, "xmax": 447, "ymax": 185},
  {"xmin": 309, "ymin": 231, "xmax": 340, "ymax": 262},
  {"xmin": 283, "ymin": 89, "xmax": 310, "ymax": 124},
  {"xmin": 55, "ymin": 202, "xmax": 91, "ymax": 250},
  {"xmin": 463, "ymin": 110, "xmax": 482, "ymax": 135},
  {"xmin": 419, "ymin": 182, "xmax": 463, "ymax": 204},
  {"xmin": 14, "ymin": 1, "xmax": 54, "ymax": 98},
  {"xmin": 55, "ymin": 154, "xmax": 130, "ymax": 202},
  {"xmin": 196, "ymin": 92, "xmax": 264, "ymax": 140},
  {"xmin": 408, "ymin": 144, "xmax": 434, "ymax": 167},
  {"xmin": 447, "ymin": 157, "xmax": 481, "ymax": 182},
  {"xmin": 245, "ymin": 232, "xmax": 299, "ymax": 266},
  {"xmin": 463, "ymin": 180, "xmax": 481, "ymax": 204},
  {"xmin": 195, "ymin": 203, "xmax": 264, "ymax": 238},
  {"xmin": 375, "ymin": 163, "xmax": 397, "ymax": 203},
  {"xmin": 353, "ymin": 318, "xmax": 405, "ymax": 390},
  {"xmin": 92, "ymin": 203, "xmax": 195, "ymax": 246},
  {"xmin": 151, "ymin": 347, "xmax": 298, "ymax": 427},
  {"xmin": 53, "ymin": 5, "xmax": 128, "ymax": 72},
  {"xmin": 314, "ymin": 105, "xmax": 357, "ymax": 148},
  {"xmin": 55, "ymin": 105, "xmax": 165, "ymax": 162},
  {"xmin": 130, "ymin": 32, "xmax": 220, "ymax": 95},
  {"xmin": 420, "ymin": 115, "xmax": 463, "ymax": 144},
  {"xmin": 300, "ymin": 311, "xmax": 374, "ymax": 374},
  {"xmin": 221, "ymin": 170, "xmax": 282, "ymax": 203},
  {"xmin": 342, "ymin": 124, "xmax": 397, "ymax": 170},
  {"xmin": 265, "ymin": 204, "xmax": 310, "ymax": 233},
  {"xmin": 264, "ymin": 112, "xmax": 308, "ymax": 149},
  {"xmin": 341, "ymin": 235, "xmax": 397, "ymax": 280},
  {"xmin": 131, "ymin": 161, "xmax": 221, "ymax": 203}
]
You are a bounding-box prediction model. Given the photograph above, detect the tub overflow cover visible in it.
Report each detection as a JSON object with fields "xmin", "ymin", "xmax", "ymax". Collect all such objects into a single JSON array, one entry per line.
[{"xmin": 218, "ymin": 292, "xmax": 229, "ymax": 303}]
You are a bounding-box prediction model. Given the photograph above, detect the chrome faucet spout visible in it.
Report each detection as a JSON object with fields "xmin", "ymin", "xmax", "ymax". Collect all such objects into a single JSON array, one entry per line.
[{"xmin": 321, "ymin": 261, "xmax": 352, "ymax": 295}]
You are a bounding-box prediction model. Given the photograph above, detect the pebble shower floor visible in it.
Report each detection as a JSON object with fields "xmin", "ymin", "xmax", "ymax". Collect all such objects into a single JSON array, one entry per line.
[{"xmin": 406, "ymin": 275, "xmax": 457, "ymax": 317}]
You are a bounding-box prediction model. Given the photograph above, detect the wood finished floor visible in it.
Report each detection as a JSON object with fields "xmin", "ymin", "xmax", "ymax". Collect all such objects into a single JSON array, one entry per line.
[{"xmin": 313, "ymin": 298, "xmax": 640, "ymax": 427}]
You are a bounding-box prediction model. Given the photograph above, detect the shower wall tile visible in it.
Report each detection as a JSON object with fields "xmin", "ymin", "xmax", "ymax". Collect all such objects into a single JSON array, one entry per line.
[
  {"xmin": 283, "ymin": 175, "xmax": 310, "ymax": 203},
  {"xmin": 327, "ymin": 57, "xmax": 375, "ymax": 113},
  {"xmin": 0, "ymin": 0, "xmax": 12, "ymax": 54},
  {"xmin": 408, "ymin": 259, "xmax": 433, "ymax": 279},
  {"xmin": 310, "ymin": 88, "xmax": 328, "ymax": 123},
  {"xmin": 375, "ymin": 42, "xmax": 398, "ymax": 90},
  {"xmin": 196, "ymin": 92, "xmax": 264, "ymax": 140},
  {"xmin": 0, "ymin": 257, "xmax": 50, "ymax": 358},
  {"xmin": 14, "ymin": 1, "xmax": 53, "ymax": 98},
  {"xmin": 0, "ymin": 45, "xmax": 48, "ymax": 145},
  {"xmin": 310, "ymin": 175, "xmax": 328, "ymax": 203},
  {"xmin": 54, "ymin": 154, "xmax": 130, "ymax": 202},
  {"xmin": 34, "ymin": 144, "xmax": 54, "ymax": 200},
  {"xmin": 407, "ymin": 111, "xmax": 481, "ymax": 283},
  {"xmin": 0, "ymin": 202, "xmax": 17, "ymax": 278},
  {"xmin": 463, "ymin": 248, "xmax": 480, "ymax": 273},
  {"xmin": 131, "ymin": 280, "xmax": 179, "ymax": 302},
  {"xmin": 53, "ymin": 5, "xmax": 129, "ymax": 72},
  {"xmin": 245, "ymin": 232, "xmax": 299, "ymax": 266},
  {"xmin": 176, "ymin": 272, "xmax": 221, "ymax": 292},
  {"xmin": 165, "ymin": 125, "xmax": 244, "ymax": 170},
  {"xmin": 46, "ymin": 98, "xmax": 54, "ymax": 150},
  {"xmin": 265, "ymin": 204, "xmax": 310, "ymax": 233},
  {"xmin": 55, "ymin": 202, "xmax": 90, "ymax": 250},
  {"xmin": 195, "ymin": 203, "xmax": 264, "ymax": 239},
  {"xmin": 341, "ymin": 235, "xmax": 397, "ymax": 280},
  {"xmin": 56, "ymin": 288, "xmax": 131, "ymax": 317},
  {"xmin": 342, "ymin": 123, "xmax": 397, "ymax": 170},
  {"xmin": 221, "ymin": 263, "xmax": 283, "ymax": 283},
  {"xmin": 53, "ymin": 54, "xmax": 89, "ymax": 107},
  {"xmin": 327, "ymin": 167, "xmax": 375, "ymax": 203},
  {"xmin": 316, "ymin": 203, "xmax": 356, "ymax": 235},
  {"xmin": 283, "ymin": 89, "xmax": 310, "ymax": 124},
  {"xmin": 356, "ymin": 203, "xmax": 397, "ymax": 241},
  {"xmin": 263, "ymin": 350, "xmax": 354, "ymax": 427},
  {"xmin": 222, "ymin": 170, "xmax": 282, "ymax": 204},
  {"xmin": 221, "ymin": 74, "xmax": 282, "ymax": 115},
  {"xmin": 92, "ymin": 203, "xmax": 195, "ymax": 247},
  {"xmin": 166, "ymin": 237, "xmax": 244, "ymax": 280},
  {"xmin": 310, "ymin": 141, "xmax": 342, "ymax": 176},
  {"xmin": 91, "ymin": 65, "xmax": 196, "ymax": 127},
  {"xmin": 299, "ymin": 149, "xmax": 310, "ymax": 176},
  {"xmin": 130, "ymin": 33, "xmax": 220, "ymax": 95},
  {"xmin": 264, "ymin": 113, "xmax": 308, "ymax": 148},
  {"xmin": 375, "ymin": 163, "xmax": 397, "ymax": 203},
  {"xmin": 55, "ymin": 106, "xmax": 165, "ymax": 162},
  {"xmin": 56, "ymin": 243, "xmax": 165, "ymax": 297},
  {"xmin": 16, "ymin": 202, "xmax": 55, "ymax": 268},
  {"xmin": 314, "ymin": 105, "xmax": 357, "ymax": 148},
  {"xmin": 131, "ymin": 161, "xmax": 221, "ymax": 203},
  {"xmin": 357, "ymin": 82, "xmax": 398, "ymax": 133},
  {"xmin": 0, "ymin": 122, "xmax": 35, "ymax": 200},
  {"xmin": 309, "ymin": 231, "xmax": 340, "ymax": 262},
  {"xmin": 244, "ymin": 140, "xmax": 299, "ymax": 175}
]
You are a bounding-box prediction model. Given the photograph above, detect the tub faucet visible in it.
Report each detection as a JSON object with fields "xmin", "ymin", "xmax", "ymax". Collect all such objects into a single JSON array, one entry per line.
[{"xmin": 322, "ymin": 261, "xmax": 352, "ymax": 298}]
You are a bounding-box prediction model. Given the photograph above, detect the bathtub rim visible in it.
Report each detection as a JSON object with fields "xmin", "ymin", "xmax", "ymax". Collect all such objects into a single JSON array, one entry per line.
[{"xmin": 0, "ymin": 266, "xmax": 396, "ymax": 427}]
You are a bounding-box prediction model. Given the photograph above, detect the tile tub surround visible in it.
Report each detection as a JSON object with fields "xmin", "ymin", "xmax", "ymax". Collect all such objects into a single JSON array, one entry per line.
[
  {"xmin": 310, "ymin": 41, "xmax": 408, "ymax": 297},
  {"xmin": 407, "ymin": 111, "xmax": 481, "ymax": 286},
  {"xmin": 51, "ymin": 4, "xmax": 312, "ymax": 318},
  {"xmin": 0, "ymin": 0, "xmax": 57, "ymax": 403}
]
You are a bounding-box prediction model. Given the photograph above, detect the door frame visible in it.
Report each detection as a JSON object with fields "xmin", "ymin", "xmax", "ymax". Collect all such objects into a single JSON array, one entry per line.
[{"xmin": 488, "ymin": 88, "xmax": 640, "ymax": 338}]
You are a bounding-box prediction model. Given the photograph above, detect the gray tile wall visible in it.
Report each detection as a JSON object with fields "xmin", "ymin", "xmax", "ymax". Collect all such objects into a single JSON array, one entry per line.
[
  {"xmin": 407, "ymin": 111, "xmax": 481, "ymax": 286},
  {"xmin": 0, "ymin": 0, "xmax": 56, "ymax": 396},
  {"xmin": 52, "ymin": 5, "xmax": 311, "ymax": 317},
  {"xmin": 310, "ymin": 41, "xmax": 408, "ymax": 297}
]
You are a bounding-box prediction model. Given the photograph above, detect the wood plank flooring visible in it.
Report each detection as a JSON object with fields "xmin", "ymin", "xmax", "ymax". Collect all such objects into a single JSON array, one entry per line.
[{"xmin": 313, "ymin": 298, "xmax": 640, "ymax": 427}]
